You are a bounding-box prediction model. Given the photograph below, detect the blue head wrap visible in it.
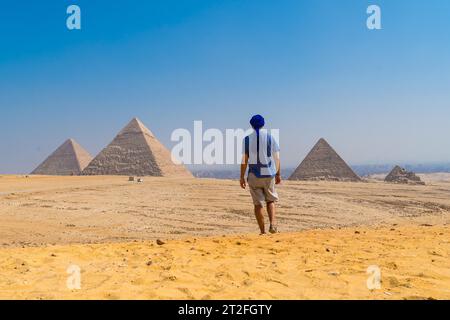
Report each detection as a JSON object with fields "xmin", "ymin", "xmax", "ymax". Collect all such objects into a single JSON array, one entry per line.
[{"xmin": 250, "ymin": 115, "xmax": 265, "ymax": 131}]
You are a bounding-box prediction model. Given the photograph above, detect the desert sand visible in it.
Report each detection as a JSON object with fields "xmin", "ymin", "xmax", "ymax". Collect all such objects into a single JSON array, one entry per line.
[
  {"xmin": 0, "ymin": 225, "xmax": 449, "ymax": 300},
  {"xmin": 0, "ymin": 175, "xmax": 449, "ymax": 299}
]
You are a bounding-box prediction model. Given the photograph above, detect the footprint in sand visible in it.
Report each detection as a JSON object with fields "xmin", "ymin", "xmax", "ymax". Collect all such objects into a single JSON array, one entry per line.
[
  {"xmin": 242, "ymin": 279, "xmax": 253, "ymax": 286},
  {"xmin": 215, "ymin": 271, "xmax": 233, "ymax": 281},
  {"xmin": 104, "ymin": 293, "xmax": 120, "ymax": 300},
  {"xmin": 266, "ymin": 278, "xmax": 289, "ymax": 287},
  {"xmin": 177, "ymin": 287, "xmax": 195, "ymax": 299},
  {"xmin": 386, "ymin": 276, "xmax": 411, "ymax": 288},
  {"xmin": 385, "ymin": 262, "xmax": 398, "ymax": 270},
  {"xmin": 130, "ymin": 277, "xmax": 146, "ymax": 285}
]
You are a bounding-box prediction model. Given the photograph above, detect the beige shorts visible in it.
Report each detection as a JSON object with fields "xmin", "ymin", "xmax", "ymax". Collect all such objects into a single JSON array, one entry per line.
[{"xmin": 247, "ymin": 173, "xmax": 279, "ymax": 206}]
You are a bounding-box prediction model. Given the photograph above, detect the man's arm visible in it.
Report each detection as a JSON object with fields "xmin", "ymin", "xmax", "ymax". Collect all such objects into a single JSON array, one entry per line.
[
  {"xmin": 240, "ymin": 154, "xmax": 248, "ymax": 189},
  {"xmin": 274, "ymin": 151, "xmax": 281, "ymax": 184}
]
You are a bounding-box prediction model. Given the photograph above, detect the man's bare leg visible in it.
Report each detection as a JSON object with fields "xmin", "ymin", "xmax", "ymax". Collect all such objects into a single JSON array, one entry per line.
[
  {"xmin": 267, "ymin": 202, "xmax": 277, "ymax": 233},
  {"xmin": 254, "ymin": 205, "xmax": 265, "ymax": 234}
]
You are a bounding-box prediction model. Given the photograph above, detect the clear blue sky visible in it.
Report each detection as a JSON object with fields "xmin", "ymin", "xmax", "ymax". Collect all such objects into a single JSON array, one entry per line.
[{"xmin": 1, "ymin": 0, "xmax": 450, "ymax": 173}]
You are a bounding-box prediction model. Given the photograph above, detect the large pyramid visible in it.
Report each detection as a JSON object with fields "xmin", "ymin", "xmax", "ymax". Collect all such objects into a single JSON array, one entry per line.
[
  {"xmin": 82, "ymin": 118, "xmax": 192, "ymax": 177},
  {"xmin": 32, "ymin": 139, "xmax": 93, "ymax": 176},
  {"xmin": 289, "ymin": 138, "xmax": 361, "ymax": 182}
]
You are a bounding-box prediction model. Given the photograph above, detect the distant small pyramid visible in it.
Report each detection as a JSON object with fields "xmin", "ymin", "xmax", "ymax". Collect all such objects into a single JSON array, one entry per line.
[
  {"xmin": 32, "ymin": 139, "xmax": 92, "ymax": 176},
  {"xmin": 289, "ymin": 138, "xmax": 361, "ymax": 182},
  {"xmin": 82, "ymin": 118, "xmax": 192, "ymax": 177},
  {"xmin": 385, "ymin": 166, "xmax": 425, "ymax": 185}
]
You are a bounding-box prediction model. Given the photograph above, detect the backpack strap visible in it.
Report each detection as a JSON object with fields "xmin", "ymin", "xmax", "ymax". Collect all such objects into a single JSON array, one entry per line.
[
  {"xmin": 256, "ymin": 130, "xmax": 260, "ymax": 164},
  {"xmin": 244, "ymin": 136, "xmax": 249, "ymax": 156},
  {"xmin": 267, "ymin": 133, "xmax": 272, "ymax": 158}
]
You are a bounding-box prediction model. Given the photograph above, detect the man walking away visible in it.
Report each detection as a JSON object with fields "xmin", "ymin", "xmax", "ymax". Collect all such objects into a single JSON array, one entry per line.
[{"xmin": 240, "ymin": 115, "xmax": 281, "ymax": 234}]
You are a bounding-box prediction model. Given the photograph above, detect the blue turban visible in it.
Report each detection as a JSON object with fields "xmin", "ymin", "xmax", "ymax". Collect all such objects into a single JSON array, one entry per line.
[{"xmin": 250, "ymin": 115, "xmax": 265, "ymax": 130}]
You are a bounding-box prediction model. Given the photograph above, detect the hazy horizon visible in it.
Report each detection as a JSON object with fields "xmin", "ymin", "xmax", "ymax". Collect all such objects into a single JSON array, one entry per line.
[{"xmin": 2, "ymin": 1, "xmax": 450, "ymax": 173}]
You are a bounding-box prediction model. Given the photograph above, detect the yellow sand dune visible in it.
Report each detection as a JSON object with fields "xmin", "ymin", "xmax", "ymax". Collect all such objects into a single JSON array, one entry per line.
[{"xmin": 0, "ymin": 225, "xmax": 448, "ymax": 300}]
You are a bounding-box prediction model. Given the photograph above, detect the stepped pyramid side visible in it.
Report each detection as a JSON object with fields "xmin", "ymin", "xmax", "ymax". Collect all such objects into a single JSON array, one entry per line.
[
  {"xmin": 289, "ymin": 138, "xmax": 361, "ymax": 182},
  {"xmin": 82, "ymin": 118, "xmax": 192, "ymax": 177},
  {"xmin": 32, "ymin": 139, "xmax": 93, "ymax": 176},
  {"xmin": 385, "ymin": 166, "xmax": 425, "ymax": 185}
]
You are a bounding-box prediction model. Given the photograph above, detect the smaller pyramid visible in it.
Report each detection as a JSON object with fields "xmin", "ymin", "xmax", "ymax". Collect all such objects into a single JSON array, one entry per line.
[
  {"xmin": 82, "ymin": 118, "xmax": 192, "ymax": 177},
  {"xmin": 385, "ymin": 166, "xmax": 425, "ymax": 185},
  {"xmin": 289, "ymin": 138, "xmax": 361, "ymax": 182},
  {"xmin": 32, "ymin": 139, "xmax": 92, "ymax": 176}
]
